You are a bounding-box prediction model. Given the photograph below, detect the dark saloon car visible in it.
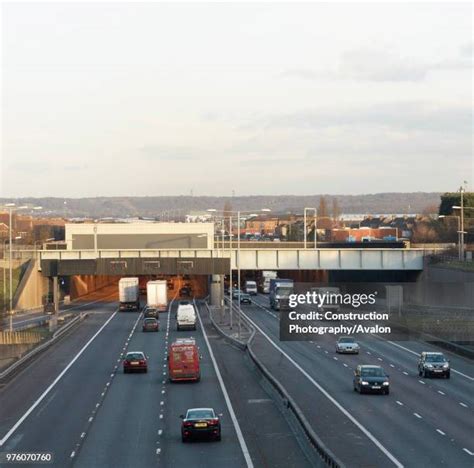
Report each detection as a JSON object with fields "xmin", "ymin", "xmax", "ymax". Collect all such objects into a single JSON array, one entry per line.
[
  {"xmin": 181, "ymin": 408, "xmax": 221, "ymax": 442},
  {"xmin": 142, "ymin": 317, "xmax": 159, "ymax": 332},
  {"xmin": 123, "ymin": 351, "xmax": 148, "ymax": 373},
  {"xmin": 353, "ymin": 365, "xmax": 390, "ymax": 394},
  {"xmin": 144, "ymin": 307, "xmax": 158, "ymax": 318}
]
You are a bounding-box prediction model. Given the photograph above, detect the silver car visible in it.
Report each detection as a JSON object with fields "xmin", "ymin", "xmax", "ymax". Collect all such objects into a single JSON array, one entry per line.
[{"xmin": 335, "ymin": 336, "xmax": 360, "ymax": 354}]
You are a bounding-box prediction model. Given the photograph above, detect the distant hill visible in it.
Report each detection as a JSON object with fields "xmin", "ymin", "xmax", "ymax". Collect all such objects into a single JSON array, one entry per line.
[{"xmin": 0, "ymin": 193, "xmax": 441, "ymax": 219}]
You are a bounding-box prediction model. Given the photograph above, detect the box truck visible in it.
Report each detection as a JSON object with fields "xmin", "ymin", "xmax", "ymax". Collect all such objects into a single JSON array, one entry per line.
[
  {"xmin": 146, "ymin": 280, "xmax": 168, "ymax": 313},
  {"xmin": 245, "ymin": 280, "xmax": 258, "ymax": 295},
  {"xmin": 260, "ymin": 271, "xmax": 277, "ymax": 293},
  {"xmin": 269, "ymin": 278, "xmax": 294, "ymax": 311},
  {"xmin": 168, "ymin": 338, "xmax": 200, "ymax": 382},
  {"xmin": 119, "ymin": 277, "xmax": 140, "ymax": 311}
]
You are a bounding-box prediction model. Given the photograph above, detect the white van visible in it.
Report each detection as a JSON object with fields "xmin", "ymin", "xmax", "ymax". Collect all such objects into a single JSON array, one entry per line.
[
  {"xmin": 245, "ymin": 280, "xmax": 257, "ymax": 295},
  {"xmin": 177, "ymin": 304, "xmax": 197, "ymax": 331}
]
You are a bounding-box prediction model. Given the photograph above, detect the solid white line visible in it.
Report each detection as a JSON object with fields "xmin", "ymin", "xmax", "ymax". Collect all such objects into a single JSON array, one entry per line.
[
  {"xmin": 240, "ymin": 310, "xmax": 403, "ymax": 468},
  {"xmin": 386, "ymin": 341, "xmax": 474, "ymax": 381},
  {"xmin": 463, "ymin": 448, "xmax": 474, "ymax": 456},
  {"xmin": 196, "ymin": 302, "xmax": 254, "ymax": 468},
  {"xmin": 0, "ymin": 310, "xmax": 118, "ymax": 447},
  {"xmin": 436, "ymin": 429, "xmax": 446, "ymax": 436}
]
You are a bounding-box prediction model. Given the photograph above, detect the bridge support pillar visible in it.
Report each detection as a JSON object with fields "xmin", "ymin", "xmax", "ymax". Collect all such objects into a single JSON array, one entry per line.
[
  {"xmin": 49, "ymin": 276, "xmax": 59, "ymax": 332},
  {"xmin": 210, "ymin": 275, "xmax": 224, "ymax": 308}
]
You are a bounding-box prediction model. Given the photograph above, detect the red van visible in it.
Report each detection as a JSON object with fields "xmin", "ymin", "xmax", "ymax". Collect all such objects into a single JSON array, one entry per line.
[{"xmin": 168, "ymin": 338, "xmax": 201, "ymax": 382}]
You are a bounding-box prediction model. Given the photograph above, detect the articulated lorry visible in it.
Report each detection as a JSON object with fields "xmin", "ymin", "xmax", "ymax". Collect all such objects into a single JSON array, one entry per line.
[
  {"xmin": 147, "ymin": 280, "xmax": 169, "ymax": 313},
  {"xmin": 119, "ymin": 277, "xmax": 140, "ymax": 311},
  {"xmin": 269, "ymin": 278, "xmax": 294, "ymax": 311}
]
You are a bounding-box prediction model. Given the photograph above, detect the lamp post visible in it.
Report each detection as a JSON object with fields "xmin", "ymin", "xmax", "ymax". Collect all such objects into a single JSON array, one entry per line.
[
  {"xmin": 303, "ymin": 207, "xmax": 317, "ymax": 249},
  {"xmin": 207, "ymin": 208, "xmax": 271, "ymax": 338}
]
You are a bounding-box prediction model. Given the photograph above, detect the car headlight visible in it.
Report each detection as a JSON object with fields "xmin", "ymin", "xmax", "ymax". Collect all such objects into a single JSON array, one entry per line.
[
  {"xmin": 383, "ymin": 382, "xmax": 390, "ymax": 386},
  {"xmin": 443, "ymin": 363, "xmax": 449, "ymax": 368},
  {"xmin": 361, "ymin": 381, "xmax": 369, "ymax": 385},
  {"xmin": 426, "ymin": 364, "xmax": 433, "ymax": 368}
]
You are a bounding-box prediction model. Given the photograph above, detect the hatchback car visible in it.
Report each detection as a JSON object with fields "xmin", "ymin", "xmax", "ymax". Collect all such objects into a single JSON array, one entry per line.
[
  {"xmin": 180, "ymin": 408, "xmax": 221, "ymax": 442},
  {"xmin": 144, "ymin": 307, "xmax": 158, "ymax": 318},
  {"xmin": 240, "ymin": 293, "xmax": 251, "ymax": 304},
  {"xmin": 353, "ymin": 365, "xmax": 390, "ymax": 394},
  {"xmin": 335, "ymin": 336, "xmax": 360, "ymax": 354},
  {"xmin": 418, "ymin": 352, "xmax": 450, "ymax": 378},
  {"xmin": 123, "ymin": 351, "xmax": 148, "ymax": 373},
  {"xmin": 142, "ymin": 317, "xmax": 159, "ymax": 332}
]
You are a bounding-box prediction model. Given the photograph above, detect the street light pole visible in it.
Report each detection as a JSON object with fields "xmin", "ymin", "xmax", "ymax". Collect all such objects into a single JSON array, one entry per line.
[{"xmin": 237, "ymin": 210, "xmax": 241, "ymax": 339}]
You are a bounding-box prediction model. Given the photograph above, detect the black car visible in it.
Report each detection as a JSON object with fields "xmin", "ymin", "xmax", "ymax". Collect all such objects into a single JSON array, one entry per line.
[
  {"xmin": 181, "ymin": 408, "xmax": 221, "ymax": 442},
  {"xmin": 353, "ymin": 365, "xmax": 390, "ymax": 394},
  {"xmin": 144, "ymin": 307, "xmax": 158, "ymax": 318},
  {"xmin": 180, "ymin": 286, "xmax": 191, "ymax": 297}
]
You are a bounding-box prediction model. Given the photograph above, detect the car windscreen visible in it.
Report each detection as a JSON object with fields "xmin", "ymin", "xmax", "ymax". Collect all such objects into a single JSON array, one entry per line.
[
  {"xmin": 425, "ymin": 354, "xmax": 446, "ymax": 362},
  {"xmin": 187, "ymin": 409, "xmax": 214, "ymax": 420},
  {"xmin": 361, "ymin": 368, "xmax": 385, "ymax": 377},
  {"xmin": 144, "ymin": 319, "xmax": 157, "ymax": 324},
  {"xmin": 277, "ymin": 287, "xmax": 293, "ymax": 295},
  {"xmin": 126, "ymin": 353, "xmax": 144, "ymax": 360}
]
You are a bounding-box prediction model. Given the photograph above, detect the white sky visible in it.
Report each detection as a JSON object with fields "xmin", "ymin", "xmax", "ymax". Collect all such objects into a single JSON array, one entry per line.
[{"xmin": 1, "ymin": 2, "xmax": 472, "ymax": 197}]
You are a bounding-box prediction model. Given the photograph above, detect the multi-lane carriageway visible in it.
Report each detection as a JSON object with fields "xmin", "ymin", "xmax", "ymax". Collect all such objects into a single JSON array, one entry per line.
[
  {"xmin": 0, "ymin": 288, "xmax": 310, "ymax": 468},
  {"xmin": 0, "ymin": 288, "xmax": 473, "ymax": 468}
]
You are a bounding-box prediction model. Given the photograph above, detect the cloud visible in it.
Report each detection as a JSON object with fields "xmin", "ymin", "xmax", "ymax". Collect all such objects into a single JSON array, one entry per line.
[
  {"xmin": 282, "ymin": 44, "xmax": 473, "ymax": 83},
  {"xmin": 247, "ymin": 101, "xmax": 472, "ymax": 134},
  {"xmin": 340, "ymin": 48, "xmax": 429, "ymax": 82}
]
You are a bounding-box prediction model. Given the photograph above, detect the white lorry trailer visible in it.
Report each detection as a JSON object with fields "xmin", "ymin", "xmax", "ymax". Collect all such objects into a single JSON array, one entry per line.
[
  {"xmin": 176, "ymin": 303, "xmax": 197, "ymax": 331},
  {"xmin": 119, "ymin": 277, "xmax": 140, "ymax": 311},
  {"xmin": 146, "ymin": 280, "xmax": 168, "ymax": 313}
]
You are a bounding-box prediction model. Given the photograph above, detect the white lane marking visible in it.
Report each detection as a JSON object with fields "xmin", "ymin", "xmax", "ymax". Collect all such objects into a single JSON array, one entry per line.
[
  {"xmin": 366, "ymin": 351, "xmax": 371, "ymax": 355},
  {"xmin": 80, "ymin": 432, "xmax": 86, "ymax": 438},
  {"xmin": 459, "ymin": 402, "xmax": 468, "ymax": 408},
  {"xmin": 437, "ymin": 391, "xmax": 445, "ymax": 395},
  {"xmin": 414, "ymin": 413, "xmax": 422, "ymax": 419},
  {"xmin": 436, "ymin": 429, "xmax": 446, "ymax": 436},
  {"xmin": 196, "ymin": 302, "xmax": 254, "ymax": 468},
  {"xmin": 159, "ymin": 414, "xmax": 163, "ymax": 419},
  {"xmin": 158, "ymin": 429, "xmax": 163, "ymax": 436},
  {"xmin": 463, "ymin": 448, "xmax": 474, "ymax": 456},
  {"xmin": 418, "ymin": 380, "xmax": 425, "ymax": 385},
  {"xmin": 333, "ymin": 357, "xmax": 338, "ymax": 361},
  {"xmin": 386, "ymin": 341, "xmax": 474, "ymax": 381},
  {"xmin": 324, "ymin": 350, "xmax": 328, "ymax": 354},
  {"xmin": 0, "ymin": 310, "xmax": 119, "ymax": 447},
  {"xmin": 156, "ymin": 448, "xmax": 161, "ymax": 455},
  {"xmin": 317, "ymin": 345, "xmax": 321, "ymax": 349},
  {"xmin": 240, "ymin": 310, "xmax": 403, "ymax": 468},
  {"xmin": 403, "ymin": 371, "xmax": 409, "ymax": 376},
  {"xmin": 70, "ymin": 451, "xmax": 75, "ymax": 458},
  {"xmin": 343, "ymin": 363, "xmax": 348, "ymax": 368},
  {"xmin": 396, "ymin": 401, "xmax": 404, "ymax": 406},
  {"xmin": 88, "ymin": 417, "xmax": 93, "ymax": 422},
  {"xmin": 390, "ymin": 364, "xmax": 395, "ymax": 368}
]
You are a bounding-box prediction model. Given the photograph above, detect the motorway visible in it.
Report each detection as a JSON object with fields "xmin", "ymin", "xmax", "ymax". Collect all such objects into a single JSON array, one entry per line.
[
  {"xmin": 238, "ymin": 294, "xmax": 474, "ymax": 468},
  {"xmin": 0, "ymin": 290, "xmax": 312, "ymax": 468}
]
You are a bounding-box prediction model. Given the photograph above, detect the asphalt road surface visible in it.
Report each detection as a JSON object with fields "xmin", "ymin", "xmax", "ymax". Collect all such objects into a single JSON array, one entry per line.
[{"xmin": 239, "ymin": 294, "xmax": 474, "ymax": 468}]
